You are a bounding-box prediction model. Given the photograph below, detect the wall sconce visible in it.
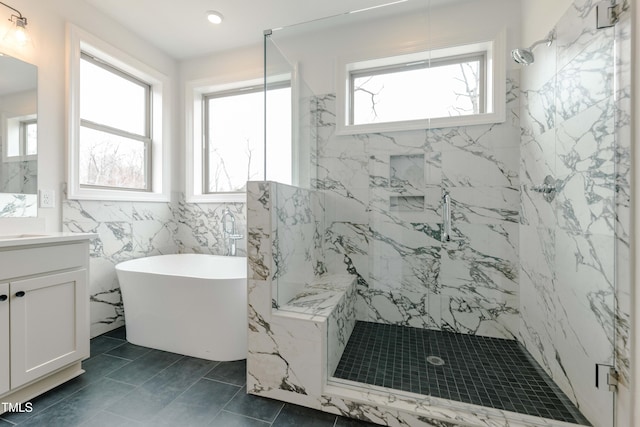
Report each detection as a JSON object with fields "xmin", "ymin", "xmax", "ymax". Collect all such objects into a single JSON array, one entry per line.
[{"xmin": 0, "ymin": 1, "xmax": 31, "ymax": 48}]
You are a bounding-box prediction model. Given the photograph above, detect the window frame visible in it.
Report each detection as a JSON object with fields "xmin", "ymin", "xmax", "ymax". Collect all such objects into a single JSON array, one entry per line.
[
  {"xmin": 337, "ymin": 29, "xmax": 506, "ymax": 135},
  {"xmin": 67, "ymin": 24, "xmax": 171, "ymax": 202},
  {"xmin": 2, "ymin": 113, "xmax": 37, "ymax": 163},
  {"xmin": 348, "ymin": 52, "xmax": 487, "ymax": 126},
  {"xmin": 185, "ymin": 71, "xmax": 292, "ymax": 203},
  {"xmin": 202, "ymin": 84, "xmax": 261, "ymax": 195},
  {"xmin": 202, "ymin": 81, "xmax": 291, "ymax": 195},
  {"xmin": 78, "ymin": 52, "xmax": 153, "ymax": 192},
  {"xmin": 20, "ymin": 117, "xmax": 37, "ymax": 157}
]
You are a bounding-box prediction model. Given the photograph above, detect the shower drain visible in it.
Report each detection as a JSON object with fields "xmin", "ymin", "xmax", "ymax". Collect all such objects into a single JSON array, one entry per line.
[{"xmin": 426, "ymin": 356, "xmax": 445, "ymax": 366}]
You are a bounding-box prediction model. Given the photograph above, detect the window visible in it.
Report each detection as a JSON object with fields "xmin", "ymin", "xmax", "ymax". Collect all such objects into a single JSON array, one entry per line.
[
  {"xmin": 203, "ymin": 83, "xmax": 291, "ymax": 193},
  {"xmin": 79, "ymin": 53, "xmax": 151, "ymax": 190},
  {"xmin": 351, "ymin": 54, "xmax": 485, "ymax": 125},
  {"xmin": 187, "ymin": 77, "xmax": 292, "ymax": 202},
  {"xmin": 4, "ymin": 115, "xmax": 37, "ymax": 161},
  {"xmin": 21, "ymin": 118, "xmax": 37, "ymax": 156},
  {"xmin": 338, "ymin": 31, "xmax": 506, "ymax": 134},
  {"xmin": 67, "ymin": 25, "xmax": 171, "ymax": 202}
]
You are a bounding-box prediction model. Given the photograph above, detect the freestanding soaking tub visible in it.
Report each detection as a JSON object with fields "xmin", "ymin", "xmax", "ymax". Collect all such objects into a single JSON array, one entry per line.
[{"xmin": 115, "ymin": 254, "xmax": 247, "ymax": 361}]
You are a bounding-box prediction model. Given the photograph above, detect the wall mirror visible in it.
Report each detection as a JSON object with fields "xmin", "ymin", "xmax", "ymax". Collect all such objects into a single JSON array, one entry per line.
[{"xmin": 0, "ymin": 53, "xmax": 37, "ymax": 217}]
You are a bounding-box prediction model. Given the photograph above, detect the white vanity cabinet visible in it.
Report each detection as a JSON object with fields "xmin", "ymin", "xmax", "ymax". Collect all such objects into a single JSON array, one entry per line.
[{"xmin": 0, "ymin": 234, "xmax": 93, "ymax": 408}]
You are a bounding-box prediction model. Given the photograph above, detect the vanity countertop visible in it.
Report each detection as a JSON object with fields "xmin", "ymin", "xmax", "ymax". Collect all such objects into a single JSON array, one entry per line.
[{"xmin": 0, "ymin": 232, "xmax": 98, "ymax": 249}]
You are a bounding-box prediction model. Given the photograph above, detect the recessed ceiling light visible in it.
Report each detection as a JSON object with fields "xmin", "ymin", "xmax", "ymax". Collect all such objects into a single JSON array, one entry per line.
[{"xmin": 206, "ymin": 11, "xmax": 224, "ymax": 24}]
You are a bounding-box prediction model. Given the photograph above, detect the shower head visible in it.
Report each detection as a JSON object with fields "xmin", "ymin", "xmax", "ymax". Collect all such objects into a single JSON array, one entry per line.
[
  {"xmin": 511, "ymin": 48, "xmax": 535, "ymax": 65},
  {"xmin": 511, "ymin": 30, "xmax": 555, "ymax": 65}
]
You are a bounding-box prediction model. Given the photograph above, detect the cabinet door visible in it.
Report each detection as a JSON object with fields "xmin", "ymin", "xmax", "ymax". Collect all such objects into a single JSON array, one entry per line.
[
  {"xmin": 10, "ymin": 270, "xmax": 88, "ymax": 389},
  {"xmin": 0, "ymin": 282, "xmax": 8, "ymax": 395}
]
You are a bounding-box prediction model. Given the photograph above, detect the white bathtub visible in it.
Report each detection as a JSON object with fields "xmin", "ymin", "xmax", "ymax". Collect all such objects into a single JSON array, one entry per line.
[{"xmin": 115, "ymin": 254, "xmax": 247, "ymax": 361}]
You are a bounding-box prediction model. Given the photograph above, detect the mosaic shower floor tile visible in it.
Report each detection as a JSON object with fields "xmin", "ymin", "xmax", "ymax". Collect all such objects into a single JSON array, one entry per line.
[{"xmin": 333, "ymin": 321, "xmax": 590, "ymax": 425}]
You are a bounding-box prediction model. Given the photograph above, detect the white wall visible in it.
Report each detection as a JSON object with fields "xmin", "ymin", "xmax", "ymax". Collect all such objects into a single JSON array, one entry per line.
[
  {"xmin": 521, "ymin": 0, "xmax": 573, "ymax": 46},
  {"xmin": 0, "ymin": 0, "xmax": 178, "ymax": 233}
]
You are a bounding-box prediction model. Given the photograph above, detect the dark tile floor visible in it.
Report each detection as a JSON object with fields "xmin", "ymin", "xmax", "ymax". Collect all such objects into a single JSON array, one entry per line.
[
  {"xmin": 333, "ymin": 321, "xmax": 590, "ymax": 426},
  {"xmin": 0, "ymin": 327, "xmax": 376, "ymax": 427}
]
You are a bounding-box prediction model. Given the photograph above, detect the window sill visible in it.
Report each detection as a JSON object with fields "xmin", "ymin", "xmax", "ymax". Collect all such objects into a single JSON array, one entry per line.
[
  {"xmin": 336, "ymin": 111, "xmax": 506, "ymax": 135},
  {"xmin": 67, "ymin": 187, "xmax": 170, "ymax": 203}
]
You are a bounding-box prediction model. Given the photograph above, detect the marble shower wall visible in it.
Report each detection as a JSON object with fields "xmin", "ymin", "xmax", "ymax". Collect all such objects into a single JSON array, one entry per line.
[
  {"xmin": 316, "ymin": 70, "xmax": 521, "ymax": 340},
  {"xmin": 62, "ymin": 191, "xmax": 246, "ymax": 337},
  {"xmin": 518, "ymin": 1, "xmax": 631, "ymax": 426}
]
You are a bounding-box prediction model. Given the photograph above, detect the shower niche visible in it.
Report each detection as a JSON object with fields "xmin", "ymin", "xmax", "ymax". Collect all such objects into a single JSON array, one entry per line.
[{"xmin": 388, "ymin": 154, "xmax": 425, "ymax": 212}]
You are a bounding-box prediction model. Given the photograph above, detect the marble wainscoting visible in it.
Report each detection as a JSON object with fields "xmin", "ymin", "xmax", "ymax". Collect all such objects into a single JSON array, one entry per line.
[
  {"xmin": 314, "ymin": 70, "xmax": 520, "ymax": 340},
  {"xmin": 0, "ymin": 159, "xmax": 37, "ymax": 194},
  {"xmin": 518, "ymin": 1, "xmax": 631, "ymax": 426},
  {"xmin": 0, "ymin": 193, "xmax": 37, "ymax": 217},
  {"xmin": 62, "ymin": 191, "xmax": 246, "ymax": 337}
]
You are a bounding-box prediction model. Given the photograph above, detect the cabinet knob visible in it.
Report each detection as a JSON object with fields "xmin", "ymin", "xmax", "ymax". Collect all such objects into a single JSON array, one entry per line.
[
  {"xmin": 0, "ymin": 294, "xmax": 6, "ymax": 302},
  {"xmin": 15, "ymin": 291, "xmax": 25, "ymax": 298}
]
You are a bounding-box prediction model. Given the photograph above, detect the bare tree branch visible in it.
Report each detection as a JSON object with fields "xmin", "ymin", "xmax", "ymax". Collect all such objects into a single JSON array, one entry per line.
[{"xmin": 354, "ymin": 76, "xmax": 384, "ymax": 120}]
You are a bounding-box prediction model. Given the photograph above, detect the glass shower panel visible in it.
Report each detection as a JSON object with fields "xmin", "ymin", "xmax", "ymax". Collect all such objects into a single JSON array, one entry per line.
[
  {"xmin": 264, "ymin": 35, "xmax": 293, "ymax": 186},
  {"xmin": 519, "ymin": 2, "xmax": 622, "ymax": 426},
  {"xmin": 264, "ymin": 33, "xmax": 325, "ymax": 312}
]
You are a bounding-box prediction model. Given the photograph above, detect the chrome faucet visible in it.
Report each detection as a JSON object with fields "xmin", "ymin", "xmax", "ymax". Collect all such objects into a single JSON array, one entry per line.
[{"xmin": 221, "ymin": 207, "xmax": 243, "ymax": 256}]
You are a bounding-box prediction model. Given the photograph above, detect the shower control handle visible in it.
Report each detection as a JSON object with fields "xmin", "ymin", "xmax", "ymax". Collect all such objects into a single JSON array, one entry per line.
[
  {"xmin": 530, "ymin": 175, "xmax": 557, "ymax": 202},
  {"xmin": 530, "ymin": 185, "xmax": 554, "ymax": 194},
  {"xmin": 442, "ymin": 191, "xmax": 451, "ymax": 242}
]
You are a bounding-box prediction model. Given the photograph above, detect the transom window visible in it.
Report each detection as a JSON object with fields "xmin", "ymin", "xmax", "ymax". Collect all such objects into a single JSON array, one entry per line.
[
  {"xmin": 350, "ymin": 53, "xmax": 485, "ymax": 125},
  {"xmin": 338, "ymin": 33, "xmax": 506, "ymax": 134},
  {"xmin": 78, "ymin": 53, "xmax": 151, "ymax": 191}
]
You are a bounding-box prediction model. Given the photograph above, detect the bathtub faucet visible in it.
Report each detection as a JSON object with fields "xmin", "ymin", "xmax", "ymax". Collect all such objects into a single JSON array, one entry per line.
[{"xmin": 221, "ymin": 207, "xmax": 243, "ymax": 256}]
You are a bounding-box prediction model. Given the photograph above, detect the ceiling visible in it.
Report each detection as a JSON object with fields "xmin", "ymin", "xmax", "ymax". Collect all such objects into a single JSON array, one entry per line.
[{"xmin": 83, "ymin": 0, "xmax": 430, "ymax": 60}]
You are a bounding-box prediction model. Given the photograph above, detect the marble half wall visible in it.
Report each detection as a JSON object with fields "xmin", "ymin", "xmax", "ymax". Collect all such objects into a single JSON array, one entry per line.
[
  {"xmin": 62, "ymin": 191, "xmax": 247, "ymax": 337},
  {"xmin": 315, "ymin": 71, "xmax": 521, "ymax": 340},
  {"xmin": 246, "ymin": 181, "xmax": 326, "ymax": 306}
]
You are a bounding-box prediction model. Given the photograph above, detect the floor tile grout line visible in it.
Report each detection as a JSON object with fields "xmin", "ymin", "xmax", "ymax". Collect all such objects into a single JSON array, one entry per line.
[
  {"xmin": 107, "ymin": 353, "xmax": 187, "ymax": 388},
  {"xmin": 270, "ymin": 403, "xmax": 286, "ymax": 426},
  {"xmin": 94, "ymin": 352, "xmax": 138, "ymax": 363},
  {"xmin": 219, "ymin": 379, "xmax": 245, "ymax": 414},
  {"xmin": 100, "ymin": 405, "xmax": 148, "ymax": 425},
  {"xmin": 221, "ymin": 408, "xmax": 279, "ymax": 425},
  {"xmin": 200, "ymin": 375, "xmax": 244, "ymax": 388}
]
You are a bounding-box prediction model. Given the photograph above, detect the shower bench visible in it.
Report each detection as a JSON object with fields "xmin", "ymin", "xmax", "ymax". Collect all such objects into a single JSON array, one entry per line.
[{"xmin": 275, "ymin": 274, "xmax": 357, "ymax": 380}]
